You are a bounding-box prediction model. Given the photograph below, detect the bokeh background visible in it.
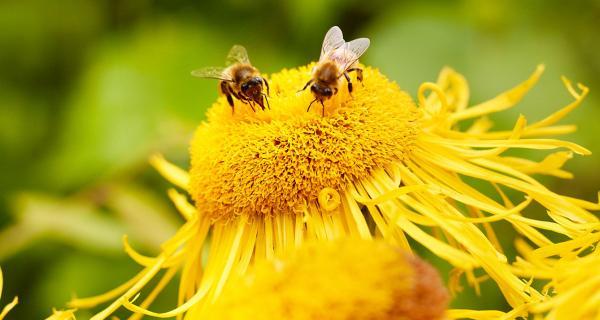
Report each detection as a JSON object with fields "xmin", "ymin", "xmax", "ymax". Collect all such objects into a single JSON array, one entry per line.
[{"xmin": 1, "ymin": 0, "xmax": 599, "ymax": 318}]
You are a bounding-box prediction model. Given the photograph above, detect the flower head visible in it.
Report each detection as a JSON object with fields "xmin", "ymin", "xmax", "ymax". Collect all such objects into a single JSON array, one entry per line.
[
  {"xmin": 64, "ymin": 63, "xmax": 599, "ymax": 319},
  {"xmin": 190, "ymin": 65, "xmax": 419, "ymax": 220},
  {"xmin": 201, "ymin": 239, "xmax": 448, "ymax": 320}
]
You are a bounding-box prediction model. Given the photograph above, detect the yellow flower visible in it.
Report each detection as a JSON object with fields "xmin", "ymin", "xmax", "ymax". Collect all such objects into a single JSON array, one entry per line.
[
  {"xmin": 201, "ymin": 238, "xmax": 448, "ymax": 320},
  {"xmin": 0, "ymin": 267, "xmax": 18, "ymax": 320},
  {"xmin": 66, "ymin": 64, "xmax": 599, "ymax": 319}
]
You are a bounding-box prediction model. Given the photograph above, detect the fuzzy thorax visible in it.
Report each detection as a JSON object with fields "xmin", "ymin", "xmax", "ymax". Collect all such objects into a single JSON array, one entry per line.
[{"xmin": 189, "ymin": 65, "xmax": 420, "ymax": 220}]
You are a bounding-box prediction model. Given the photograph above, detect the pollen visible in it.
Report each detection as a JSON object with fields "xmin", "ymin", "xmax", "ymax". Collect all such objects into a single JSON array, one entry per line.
[
  {"xmin": 201, "ymin": 239, "xmax": 449, "ymax": 320},
  {"xmin": 189, "ymin": 65, "xmax": 420, "ymax": 220}
]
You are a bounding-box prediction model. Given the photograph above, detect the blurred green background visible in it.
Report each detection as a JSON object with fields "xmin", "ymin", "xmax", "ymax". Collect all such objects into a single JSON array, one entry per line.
[{"xmin": 0, "ymin": 0, "xmax": 598, "ymax": 318}]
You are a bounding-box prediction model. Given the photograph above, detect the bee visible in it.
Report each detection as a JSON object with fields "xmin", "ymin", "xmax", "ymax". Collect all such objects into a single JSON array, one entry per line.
[
  {"xmin": 192, "ymin": 45, "xmax": 269, "ymax": 113},
  {"xmin": 300, "ymin": 26, "xmax": 370, "ymax": 116}
]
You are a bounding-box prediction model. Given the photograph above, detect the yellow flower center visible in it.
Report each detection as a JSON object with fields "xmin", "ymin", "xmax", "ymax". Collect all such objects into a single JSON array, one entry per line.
[{"xmin": 189, "ymin": 65, "xmax": 420, "ymax": 220}]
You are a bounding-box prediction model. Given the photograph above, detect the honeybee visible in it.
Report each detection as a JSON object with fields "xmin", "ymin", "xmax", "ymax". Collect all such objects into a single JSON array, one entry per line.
[
  {"xmin": 192, "ymin": 45, "xmax": 269, "ymax": 113},
  {"xmin": 300, "ymin": 26, "xmax": 370, "ymax": 116}
]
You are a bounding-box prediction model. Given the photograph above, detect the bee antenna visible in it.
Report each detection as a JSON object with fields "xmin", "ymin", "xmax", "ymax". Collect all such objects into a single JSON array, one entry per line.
[{"xmin": 307, "ymin": 98, "xmax": 318, "ymax": 113}]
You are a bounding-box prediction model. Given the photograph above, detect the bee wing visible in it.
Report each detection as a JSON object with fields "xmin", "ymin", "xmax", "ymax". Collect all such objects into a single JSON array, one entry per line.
[
  {"xmin": 338, "ymin": 37, "xmax": 370, "ymax": 72},
  {"xmin": 226, "ymin": 45, "xmax": 251, "ymax": 65},
  {"xmin": 320, "ymin": 26, "xmax": 345, "ymax": 60},
  {"xmin": 191, "ymin": 67, "xmax": 233, "ymax": 81}
]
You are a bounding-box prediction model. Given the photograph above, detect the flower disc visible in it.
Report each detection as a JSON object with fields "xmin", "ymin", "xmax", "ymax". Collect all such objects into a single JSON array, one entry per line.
[{"xmin": 189, "ymin": 65, "xmax": 420, "ymax": 220}]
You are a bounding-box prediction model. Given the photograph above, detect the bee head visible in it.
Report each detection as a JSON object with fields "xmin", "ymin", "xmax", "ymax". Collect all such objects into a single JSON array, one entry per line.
[
  {"xmin": 241, "ymin": 77, "xmax": 266, "ymax": 109},
  {"xmin": 311, "ymin": 82, "xmax": 334, "ymax": 99},
  {"xmin": 241, "ymin": 77, "xmax": 263, "ymax": 95}
]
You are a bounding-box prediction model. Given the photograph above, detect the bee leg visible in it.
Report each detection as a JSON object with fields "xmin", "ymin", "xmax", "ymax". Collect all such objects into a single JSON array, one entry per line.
[
  {"xmin": 262, "ymin": 93, "xmax": 271, "ymax": 110},
  {"xmin": 343, "ymin": 72, "xmax": 353, "ymax": 96},
  {"xmin": 347, "ymin": 68, "xmax": 364, "ymax": 85},
  {"xmin": 307, "ymin": 98, "xmax": 318, "ymax": 112},
  {"xmin": 248, "ymin": 99, "xmax": 256, "ymax": 112},
  {"xmin": 233, "ymin": 90, "xmax": 256, "ymax": 112},
  {"xmin": 263, "ymin": 78, "xmax": 270, "ymax": 96},
  {"xmin": 320, "ymin": 100, "xmax": 326, "ymax": 117},
  {"xmin": 226, "ymin": 94, "xmax": 235, "ymax": 111},
  {"xmin": 298, "ymin": 79, "xmax": 314, "ymax": 93},
  {"xmin": 231, "ymin": 90, "xmax": 243, "ymax": 102},
  {"xmin": 221, "ymin": 81, "xmax": 235, "ymax": 113}
]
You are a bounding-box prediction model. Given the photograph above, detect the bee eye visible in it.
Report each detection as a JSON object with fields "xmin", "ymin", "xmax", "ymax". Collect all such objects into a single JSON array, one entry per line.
[
  {"xmin": 324, "ymin": 87, "xmax": 332, "ymax": 95},
  {"xmin": 241, "ymin": 83, "xmax": 250, "ymax": 91}
]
